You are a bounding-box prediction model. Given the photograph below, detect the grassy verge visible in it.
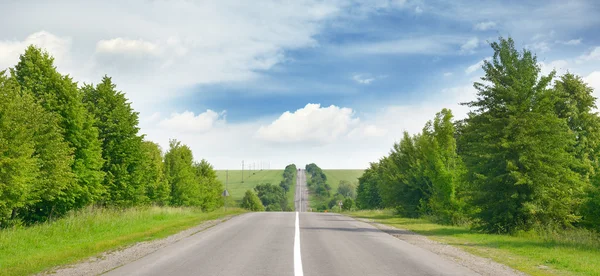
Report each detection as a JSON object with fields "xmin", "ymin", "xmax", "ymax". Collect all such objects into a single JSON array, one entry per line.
[
  {"xmin": 216, "ymin": 170, "xmax": 283, "ymax": 204},
  {"xmin": 348, "ymin": 210, "xmax": 600, "ymax": 276},
  {"xmin": 0, "ymin": 207, "xmax": 245, "ymax": 276}
]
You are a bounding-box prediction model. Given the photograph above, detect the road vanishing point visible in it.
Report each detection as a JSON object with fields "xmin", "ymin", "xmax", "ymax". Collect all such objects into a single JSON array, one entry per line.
[{"xmin": 106, "ymin": 169, "xmax": 479, "ymax": 276}]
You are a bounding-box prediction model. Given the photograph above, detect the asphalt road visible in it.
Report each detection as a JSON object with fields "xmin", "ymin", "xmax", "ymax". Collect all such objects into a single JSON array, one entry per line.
[
  {"xmin": 105, "ymin": 170, "xmax": 478, "ymax": 276},
  {"xmin": 295, "ymin": 169, "xmax": 309, "ymax": 212}
]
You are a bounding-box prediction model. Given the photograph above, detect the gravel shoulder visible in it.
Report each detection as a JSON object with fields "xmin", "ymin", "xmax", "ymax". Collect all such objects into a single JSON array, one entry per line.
[
  {"xmin": 354, "ymin": 217, "xmax": 527, "ymax": 276},
  {"xmin": 38, "ymin": 215, "xmax": 237, "ymax": 276}
]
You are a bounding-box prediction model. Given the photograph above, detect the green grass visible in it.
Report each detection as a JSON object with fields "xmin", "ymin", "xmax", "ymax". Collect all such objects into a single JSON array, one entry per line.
[
  {"xmin": 0, "ymin": 207, "xmax": 245, "ymax": 276},
  {"xmin": 308, "ymin": 169, "xmax": 364, "ymax": 210},
  {"xmin": 216, "ymin": 170, "xmax": 284, "ymax": 204},
  {"xmin": 349, "ymin": 210, "xmax": 600, "ymax": 276},
  {"xmin": 323, "ymin": 169, "xmax": 364, "ymax": 192}
]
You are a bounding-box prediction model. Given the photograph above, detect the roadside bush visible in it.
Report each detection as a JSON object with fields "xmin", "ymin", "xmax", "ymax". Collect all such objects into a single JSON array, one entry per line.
[{"xmin": 240, "ymin": 190, "xmax": 265, "ymax": 211}]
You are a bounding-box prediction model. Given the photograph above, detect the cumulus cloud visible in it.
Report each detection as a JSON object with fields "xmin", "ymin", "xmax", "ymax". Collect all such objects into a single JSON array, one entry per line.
[
  {"xmin": 540, "ymin": 59, "xmax": 569, "ymax": 76},
  {"xmin": 158, "ymin": 110, "xmax": 226, "ymax": 133},
  {"xmin": 465, "ymin": 57, "xmax": 491, "ymax": 74},
  {"xmin": 584, "ymin": 71, "xmax": 600, "ymax": 101},
  {"xmin": 443, "ymin": 72, "xmax": 453, "ymax": 77},
  {"xmin": 0, "ymin": 31, "xmax": 71, "ymax": 71},
  {"xmin": 256, "ymin": 103, "xmax": 360, "ymax": 144},
  {"xmin": 460, "ymin": 37, "xmax": 479, "ymax": 53},
  {"xmin": 578, "ymin": 47, "xmax": 600, "ymax": 62},
  {"xmin": 526, "ymin": 41, "xmax": 551, "ymax": 53},
  {"xmin": 96, "ymin": 38, "xmax": 160, "ymax": 56},
  {"xmin": 415, "ymin": 6, "xmax": 423, "ymax": 14},
  {"xmin": 473, "ymin": 21, "xmax": 496, "ymax": 31}
]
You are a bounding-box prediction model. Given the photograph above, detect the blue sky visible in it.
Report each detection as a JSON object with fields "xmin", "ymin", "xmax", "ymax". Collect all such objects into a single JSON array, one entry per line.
[{"xmin": 1, "ymin": 0, "xmax": 600, "ymax": 169}]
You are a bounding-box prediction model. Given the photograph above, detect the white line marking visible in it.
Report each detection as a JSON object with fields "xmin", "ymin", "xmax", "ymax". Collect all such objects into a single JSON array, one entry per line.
[{"xmin": 294, "ymin": 212, "xmax": 304, "ymax": 276}]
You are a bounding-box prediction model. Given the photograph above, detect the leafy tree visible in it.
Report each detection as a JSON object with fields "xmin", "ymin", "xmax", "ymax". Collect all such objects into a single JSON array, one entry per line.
[
  {"xmin": 342, "ymin": 198, "xmax": 354, "ymax": 211},
  {"xmin": 0, "ymin": 73, "xmax": 75, "ymax": 225},
  {"xmin": 140, "ymin": 141, "xmax": 170, "ymax": 205},
  {"xmin": 193, "ymin": 159, "xmax": 224, "ymax": 211},
  {"xmin": 241, "ymin": 190, "xmax": 264, "ymax": 211},
  {"xmin": 254, "ymin": 183, "xmax": 288, "ymax": 211},
  {"xmin": 552, "ymin": 73, "xmax": 600, "ymax": 230},
  {"xmin": 164, "ymin": 140, "xmax": 199, "ymax": 206},
  {"xmin": 356, "ymin": 162, "xmax": 383, "ymax": 209},
  {"xmin": 82, "ymin": 76, "xmax": 146, "ymax": 206},
  {"xmin": 13, "ymin": 46, "xmax": 105, "ymax": 210},
  {"xmin": 336, "ymin": 180, "xmax": 356, "ymax": 198},
  {"xmin": 461, "ymin": 37, "xmax": 585, "ymax": 233}
]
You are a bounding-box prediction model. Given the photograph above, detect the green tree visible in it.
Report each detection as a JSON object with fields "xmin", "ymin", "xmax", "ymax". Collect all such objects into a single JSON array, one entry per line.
[
  {"xmin": 140, "ymin": 141, "xmax": 170, "ymax": 205},
  {"xmin": 0, "ymin": 73, "xmax": 75, "ymax": 225},
  {"xmin": 336, "ymin": 180, "xmax": 356, "ymax": 198},
  {"xmin": 193, "ymin": 159, "xmax": 224, "ymax": 211},
  {"xmin": 356, "ymin": 162, "xmax": 383, "ymax": 209},
  {"xmin": 461, "ymin": 37, "xmax": 585, "ymax": 233},
  {"xmin": 241, "ymin": 190, "xmax": 265, "ymax": 211},
  {"xmin": 342, "ymin": 198, "xmax": 354, "ymax": 211},
  {"xmin": 552, "ymin": 73, "xmax": 600, "ymax": 230},
  {"xmin": 164, "ymin": 140, "xmax": 199, "ymax": 206},
  {"xmin": 82, "ymin": 76, "xmax": 146, "ymax": 206},
  {"xmin": 254, "ymin": 183, "xmax": 288, "ymax": 211},
  {"xmin": 13, "ymin": 46, "xmax": 105, "ymax": 210}
]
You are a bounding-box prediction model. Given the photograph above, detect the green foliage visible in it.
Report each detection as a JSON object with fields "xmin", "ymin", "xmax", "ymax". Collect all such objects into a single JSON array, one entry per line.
[
  {"xmin": 0, "ymin": 72, "xmax": 75, "ymax": 226},
  {"xmin": 336, "ymin": 180, "xmax": 356, "ymax": 198},
  {"xmin": 342, "ymin": 198, "xmax": 354, "ymax": 211},
  {"xmin": 306, "ymin": 163, "xmax": 330, "ymax": 197},
  {"xmin": 240, "ymin": 190, "xmax": 265, "ymax": 211},
  {"xmin": 13, "ymin": 46, "xmax": 105, "ymax": 211},
  {"xmin": 254, "ymin": 183, "xmax": 288, "ymax": 211},
  {"xmin": 140, "ymin": 141, "xmax": 170, "ymax": 205},
  {"xmin": 356, "ymin": 163, "xmax": 383, "ymax": 209},
  {"xmin": 193, "ymin": 159, "xmax": 224, "ymax": 211},
  {"xmin": 82, "ymin": 76, "xmax": 146, "ymax": 206},
  {"xmin": 279, "ymin": 164, "xmax": 297, "ymax": 192},
  {"xmin": 164, "ymin": 140, "xmax": 200, "ymax": 207},
  {"xmin": 461, "ymin": 37, "xmax": 586, "ymax": 233}
]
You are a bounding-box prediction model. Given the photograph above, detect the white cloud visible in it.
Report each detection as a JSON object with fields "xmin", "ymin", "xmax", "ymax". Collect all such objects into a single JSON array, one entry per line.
[
  {"xmin": 256, "ymin": 103, "xmax": 360, "ymax": 144},
  {"xmin": 415, "ymin": 6, "xmax": 423, "ymax": 14},
  {"xmin": 353, "ymin": 74, "xmax": 376, "ymax": 84},
  {"xmin": 0, "ymin": 31, "xmax": 72, "ymax": 71},
  {"xmin": 443, "ymin": 72, "xmax": 453, "ymax": 77},
  {"xmin": 584, "ymin": 71, "xmax": 600, "ymax": 102},
  {"xmin": 460, "ymin": 37, "xmax": 479, "ymax": 53},
  {"xmin": 474, "ymin": 21, "xmax": 496, "ymax": 31},
  {"xmin": 465, "ymin": 57, "xmax": 491, "ymax": 74},
  {"xmin": 158, "ymin": 110, "xmax": 226, "ymax": 133},
  {"xmin": 556, "ymin": 39, "xmax": 582, "ymax": 45},
  {"xmin": 526, "ymin": 41, "xmax": 551, "ymax": 53},
  {"xmin": 96, "ymin": 38, "xmax": 160, "ymax": 56},
  {"xmin": 540, "ymin": 59, "xmax": 569, "ymax": 76},
  {"xmin": 578, "ymin": 47, "xmax": 600, "ymax": 62}
]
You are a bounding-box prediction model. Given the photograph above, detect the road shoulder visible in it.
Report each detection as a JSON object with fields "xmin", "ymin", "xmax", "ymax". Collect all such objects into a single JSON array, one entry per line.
[
  {"xmin": 354, "ymin": 217, "xmax": 526, "ymax": 276},
  {"xmin": 39, "ymin": 214, "xmax": 239, "ymax": 276}
]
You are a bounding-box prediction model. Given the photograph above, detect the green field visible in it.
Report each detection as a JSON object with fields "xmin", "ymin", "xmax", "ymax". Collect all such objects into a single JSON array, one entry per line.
[
  {"xmin": 349, "ymin": 210, "xmax": 600, "ymax": 276},
  {"xmin": 323, "ymin": 169, "xmax": 364, "ymax": 192},
  {"xmin": 216, "ymin": 170, "xmax": 284, "ymax": 203},
  {"xmin": 0, "ymin": 207, "xmax": 245, "ymax": 276}
]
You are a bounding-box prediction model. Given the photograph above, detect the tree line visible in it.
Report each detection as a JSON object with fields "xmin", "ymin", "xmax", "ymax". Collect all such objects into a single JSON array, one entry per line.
[
  {"xmin": 241, "ymin": 164, "xmax": 296, "ymax": 211},
  {"xmin": 356, "ymin": 37, "xmax": 600, "ymax": 233},
  {"xmin": 305, "ymin": 163, "xmax": 356, "ymax": 211},
  {"xmin": 0, "ymin": 46, "xmax": 224, "ymax": 227}
]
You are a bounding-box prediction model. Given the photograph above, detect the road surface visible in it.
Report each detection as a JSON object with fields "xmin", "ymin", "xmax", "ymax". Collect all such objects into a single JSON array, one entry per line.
[
  {"xmin": 295, "ymin": 169, "xmax": 309, "ymax": 212},
  {"xmin": 105, "ymin": 170, "xmax": 479, "ymax": 276}
]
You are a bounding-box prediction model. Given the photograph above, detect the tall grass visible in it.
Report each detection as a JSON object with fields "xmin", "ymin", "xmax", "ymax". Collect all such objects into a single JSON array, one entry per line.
[{"xmin": 0, "ymin": 206, "xmax": 244, "ymax": 276}]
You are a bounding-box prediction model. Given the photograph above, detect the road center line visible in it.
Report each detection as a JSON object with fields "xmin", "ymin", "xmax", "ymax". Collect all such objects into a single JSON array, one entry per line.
[{"xmin": 294, "ymin": 211, "xmax": 304, "ymax": 276}]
